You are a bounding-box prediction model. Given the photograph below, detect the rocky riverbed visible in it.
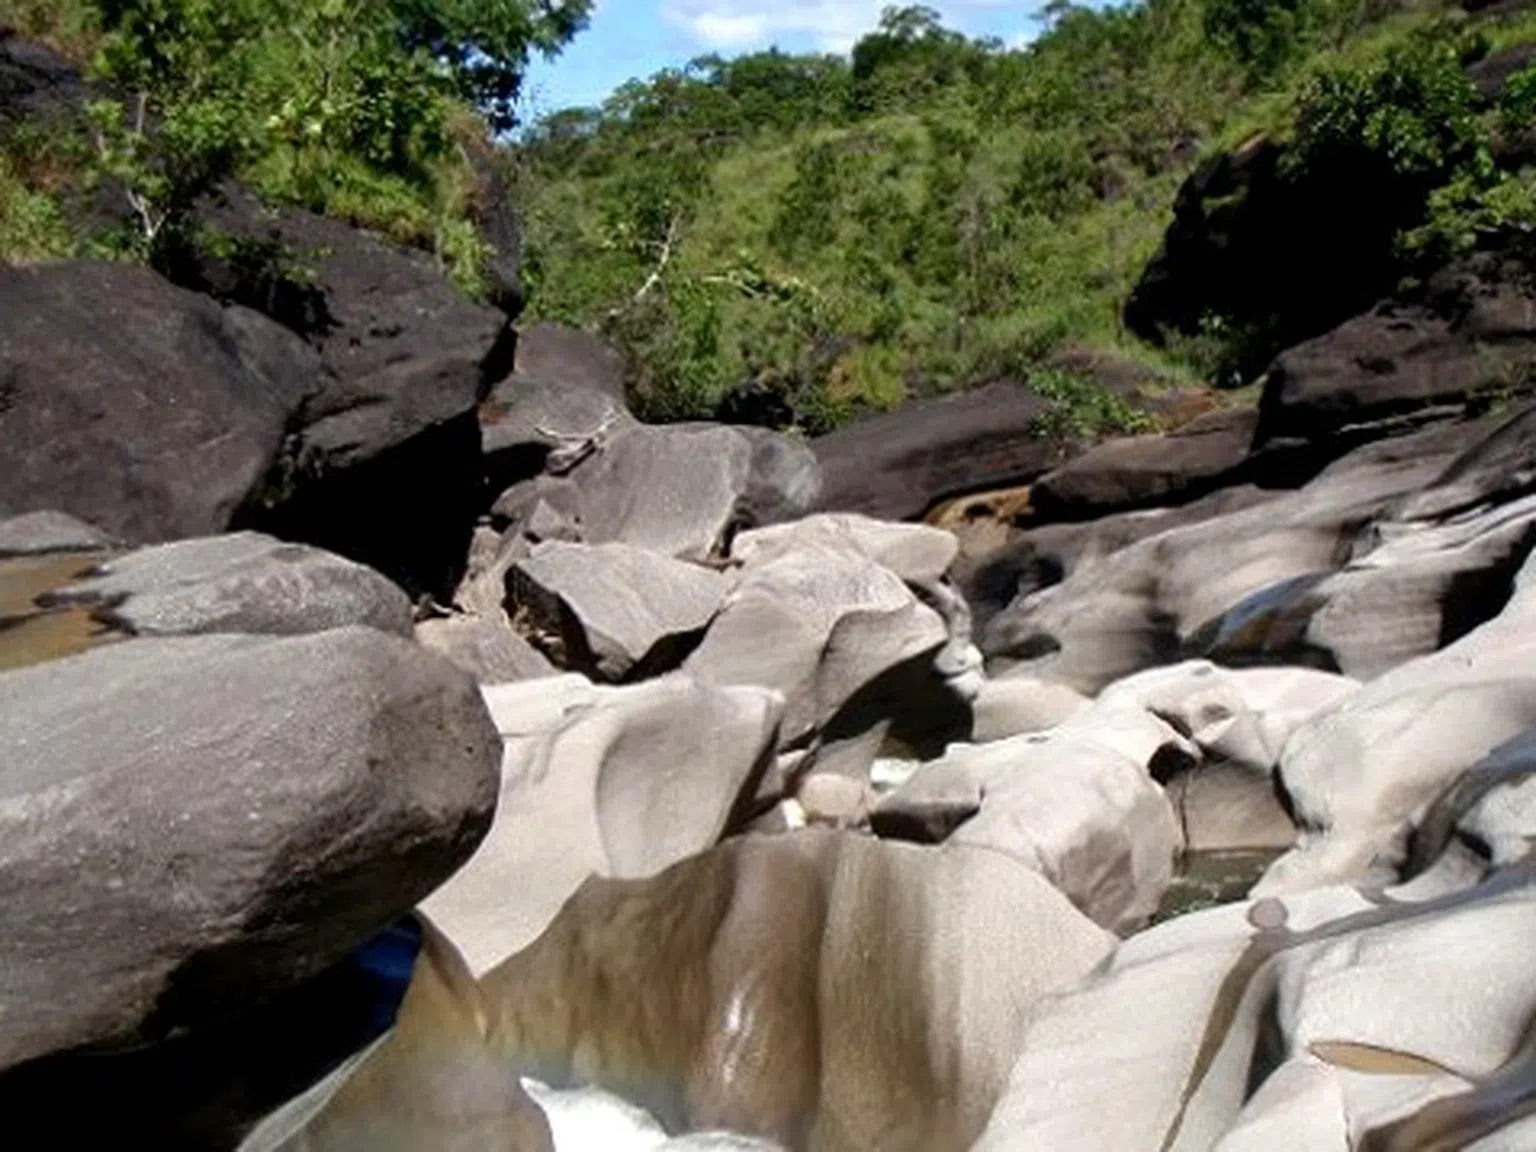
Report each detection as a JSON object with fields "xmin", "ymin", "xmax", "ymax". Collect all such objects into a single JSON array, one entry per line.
[{"xmin": 5, "ymin": 150, "xmax": 1536, "ymax": 1148}]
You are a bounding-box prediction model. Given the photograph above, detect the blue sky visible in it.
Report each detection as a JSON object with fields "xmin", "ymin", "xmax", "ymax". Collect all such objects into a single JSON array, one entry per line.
[{"xmin": 519, "ymin": 1, "xmax": 1066, "ymax": 119}]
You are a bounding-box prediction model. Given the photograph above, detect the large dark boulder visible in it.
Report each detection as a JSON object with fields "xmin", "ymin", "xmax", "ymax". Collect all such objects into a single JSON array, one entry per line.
[
  {"xmin": 0, "ymin": 626, "xmax": 500, "ymax": 1073},
  {"xmin": 1255, "ymin": 251, "xmax": 1536, "ymax": 446},
  {"xmin": 176, "ymin": 190, "xmax": 519, "ymax": 597},
  {"xmin": 1030, "ymin": 409, "xmax": 1260, "ymax": 521},
  {"xmin": 812, "ymin": 381, "xmax": 1063, "ymax": 522},
  {"xmin": 0, "ymin": 261, "xmax": 321, "ymax": 543},
  {"xmin": 0, "ymin": 27, "xmax": 85, "ymax": 125}
]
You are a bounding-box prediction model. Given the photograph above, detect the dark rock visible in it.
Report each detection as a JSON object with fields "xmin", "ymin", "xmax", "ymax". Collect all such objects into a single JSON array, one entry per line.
[
  {"xmin": 479, "ymin": 371, "xmax": 637, "ymax": 496},
  {"xmin": 512, "ymin": 322, "xmax": 627, "ymax": 401},
  {"xmin": 1030, "ymin": 409, "xmax": 1259, "ymax": 520},
  {"xmin": 812, "ymin": 380, "xmax": 1063, "ymax": 521},
  {"xmin": 1255, "ymin": 253, "xmax": 1536, "ymax": 447},
  {"xmin": 0, "ymin": 626, "xmax": 500, "ymax": 1072},
  {"xmin": 1186, "ymin": 572, "xmax": 1340, "ymax": 671},
  {"xmin": 0, "ymin": 919, "xmax": 424, "ymax": 1151},
  {"xmin": 0, "ymin": 29, "xmax": 85, "ymax": 125},
  {"xmin": 1125, "ymin": 132, "xmax": 1429, "ymax": 382},
  {"xmin": 0, "ymin": 261, "xmax": 321, "ymax": 544}
]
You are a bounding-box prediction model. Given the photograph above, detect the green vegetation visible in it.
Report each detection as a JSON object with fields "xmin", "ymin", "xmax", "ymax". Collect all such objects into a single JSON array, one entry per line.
[
  {"xmin": 0, "ymin": 0, "xmax": 592, "ymax": 288},
  {"xmin": 516, "ymin": 0, "xmax": 1536, "ymax": 431}
]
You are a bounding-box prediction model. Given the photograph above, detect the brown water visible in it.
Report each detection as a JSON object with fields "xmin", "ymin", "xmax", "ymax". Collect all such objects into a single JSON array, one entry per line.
[{"xmin": 0, "ymin": 551, "xmax": 123, "ymax": 673}]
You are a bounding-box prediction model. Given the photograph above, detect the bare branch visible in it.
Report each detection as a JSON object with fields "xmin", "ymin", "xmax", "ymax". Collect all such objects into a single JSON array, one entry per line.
[{"xmin": 605, "ymin": 214, "xmax": 680, "ymax": 323}]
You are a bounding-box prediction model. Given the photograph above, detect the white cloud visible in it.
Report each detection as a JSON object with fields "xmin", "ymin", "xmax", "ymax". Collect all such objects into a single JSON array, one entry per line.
[{"xmin": 661, "ymin": 1, "xmax": 1029, "ymax": 53}]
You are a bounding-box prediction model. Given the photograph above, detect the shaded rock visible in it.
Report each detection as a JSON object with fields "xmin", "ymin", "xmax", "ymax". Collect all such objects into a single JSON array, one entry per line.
[
  {"xmin": 1030, "ymin": 408, "xmax": 1259, "ymax": 520},
  {"xmin": 957, "ymin": 483, "xmax": 1282, "ymax": 638},
  {"xmin": 180, "ymin": 188, "xmax": 514, "ymax": 599},
  {"xmin": 0, "ymin": 511, "xmax": 114, "ymax": 558},
  {"xmin": 483, "ymin": 830, "xmax": 1114, "ymax": 1150},
  {"xmin": 574, "ymin": 424, "xmax": 821, "ymax": 562},
  {"xmin": 0, "ymin": 31, "xmax": 86, "ymax": 125},
  {"xmin": 480, "ymin": 372, "xmax": 637, "ymax": 493},
  {"xmin": 1399, "ymin": 399, "xmax": 1536, "ymax": 521},
  {"xmin": 415, "ymin": 614, "xmax": 556, "ymax": 685},
  {"xmin": 684, "ymin": 541, "xmax": 947, "ymax": 745},
  {"xmin": 1257, "ymin": 550, "xmax": 1536, "ymax": 895},
  {"xmin": 508, "ymin": 542, "xmax": 729, "ymax": 681},
  {"xmin": 1301, "ymin": 492, "xmax": 1536, "ymax": 680},
  {"xmin": 0, "ymin": 626, "xmax": 500, "ymax": 1071},
  {"xmin": 1256, "ymin": 252, "xmax": 1536, "ymax": 448},
  {"xmin": 982, "ymin": 420, "xmax": 1486, "ymax": 692},
  {"xmin": 489, "ymin": 475, "xmax": 584, "ymax": 537},
  {"xmin": 812, "ymin": 380, "xmax": 1062, "ymax": 522},
  {"xmin": 43, "ymin": 532, "xmax": 412, "ymax": 639},
  {"xmin": 513, "ymin": 322, "xmax": 627, "ymax": 401},
  {"xmin": 0, "ymin": 260, "xmax": 320, "ymax": 545},
  {"xmin": 0, "ymin": 918, "xmax": 428, "ymax": 1151},
  {"xmin": 190, "ymin": 187, "xmax": 511, "ymax": 466},
  {"xmin": 238, "ymin": 914, "xmax": 554, "ymax": 1152},
  {"xmin": 869, "ymin": 760, "xmax": 982, "ymax": 843},
  {"xmin": 421, "ymin": 675, "xmax": 783, "ymax": 974}
]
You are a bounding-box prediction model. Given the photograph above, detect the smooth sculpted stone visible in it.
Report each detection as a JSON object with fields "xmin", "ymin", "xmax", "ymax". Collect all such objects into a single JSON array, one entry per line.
[
  {"xmin": 0, "ymin": 627, "xmax": 500, "ymax": 1071},
  {"xmin": 982, "ymin": 421, "xmax": 1483, "ymax": 692},
  {"xmin": 509, "ymin": 542, "xmax": 731, "ymax": 681},
  {"xmin": 977, "ymin": 873, "xmax": 1536, "ymax": 1151},
  {"xmin": 910, "ymin": 707, "xmax": 1183, "ymax": 933},
  {"xmin": 685, "ymin": 542, "xmax": 947, "ymax": 746},
  {"xmin": 42, "ymin": 532, "xmax": 413, "ymax": 638},
  {"xmin": 238, "ymin": 914, "xmax": 554, "ymax": 1152},
  {"xmin": 0, "ymin": 511, "xmax": 115, "ymax": 557},
  {"xmin": 482, "ymin": 830, "xmax": 1114, "ymax": 1151},
  {"xmin": 1257, "ymin": 550, "xmax": 1536, "ymax": 895},
  {"xmin": 422, "ymin": 675, "xmax": 784, "ymax": 974}
]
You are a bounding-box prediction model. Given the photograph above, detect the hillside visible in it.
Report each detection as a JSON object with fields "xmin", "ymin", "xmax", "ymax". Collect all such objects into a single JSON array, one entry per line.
[{"xmin": 515, "ymin": 0, "xmax": 1536, "ymax": 431}]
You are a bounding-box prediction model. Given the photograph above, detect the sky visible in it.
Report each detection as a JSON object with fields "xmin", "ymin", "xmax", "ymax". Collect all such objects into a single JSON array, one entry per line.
[{"xmin": 518, "ymin": 1, "xmax": 1064, "ymax": 120}]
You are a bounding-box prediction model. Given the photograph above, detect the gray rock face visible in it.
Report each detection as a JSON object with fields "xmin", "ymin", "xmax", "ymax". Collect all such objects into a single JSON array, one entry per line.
[
  {"xmin": 684, "ymin": 541, "xmax": 948, "ymax": 745},
  {"xmin": 0, "ymin": 511, "xmax": 115, "ymax": 557},
  {"xmin": 509, "ymin": 541, "xmax": 730, "ymax": 681},
  {"xmin": 44, "ymin": 532, "xmax": 413, "ymax": 638},
  {"xmin": 0, "ymin": 627, "xmax": 500, "ymax": 1071},
  {"xmin": 574, "ymin": 424, "xmax": 821, "ymax": 562},
  {"xmin": 415, "ymin": 613, "xmax": 557, "ymax": 685},
  {"xmin": 480, "ymin": 372, "xmax": 637, "ymax": 478},
  {"xmin": 0, "ymin": 261, "xmax": 320, "ymax": 545}
]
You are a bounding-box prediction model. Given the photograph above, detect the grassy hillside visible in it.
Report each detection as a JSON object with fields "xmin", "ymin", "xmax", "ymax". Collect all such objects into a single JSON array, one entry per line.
[{"xmin": 515, "ymin": 0, "xmax": 1536, "ymax": 431}]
